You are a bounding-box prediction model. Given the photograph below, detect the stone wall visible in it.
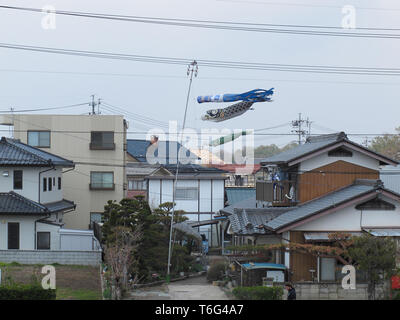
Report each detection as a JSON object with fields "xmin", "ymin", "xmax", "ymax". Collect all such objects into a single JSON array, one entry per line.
[
  {"xmin": 0, "ymin": 250, "xmax": 102, "ymax": 266},
  {"xmin": 294, "ymin": 282, "xmax": 389, "ymax": 300}
]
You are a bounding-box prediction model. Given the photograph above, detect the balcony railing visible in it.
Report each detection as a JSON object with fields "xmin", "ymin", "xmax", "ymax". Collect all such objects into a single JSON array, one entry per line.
[{"xmin": 256, "ymin": 180, "xmax": 297, "ymax": 206}]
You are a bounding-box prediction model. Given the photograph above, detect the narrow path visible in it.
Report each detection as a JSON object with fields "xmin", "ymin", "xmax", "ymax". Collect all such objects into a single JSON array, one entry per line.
[
  {"xmin": 128, "ymin": 276, "xmax": 230, "ymax": 300},
  {"xmin": 168, "ymin": 276, "xmax": 230, "ymax": 300}
]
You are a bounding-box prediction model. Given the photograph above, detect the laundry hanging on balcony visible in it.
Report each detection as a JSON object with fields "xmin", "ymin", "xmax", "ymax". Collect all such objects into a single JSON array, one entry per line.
[{"xmin": 197, "ymin": 88, "xmax": 274, "ymax": 122}]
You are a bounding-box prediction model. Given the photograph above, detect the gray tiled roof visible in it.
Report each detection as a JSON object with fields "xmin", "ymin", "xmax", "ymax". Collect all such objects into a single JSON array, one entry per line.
[
  {"xmin": 260, "ymin": 132, "xmax": 397, "ymax": 166},
  {"xmin": 260, "ymin": 133, "xmax": 344, "ymax": 164},
  {"xmin": 229, "ymin": 207, "xmax": 294, "ymax": 235},
  {"xmin": 126, "ymin": 163, "xmax": 160, "ymax": 176},
  {"xmin": 0, "ymin": 192, "xmax": 75, "ymax": 215},
  {"xmin": 164, "ymin": 164, "xmax": 227, "ymax": 175},
  {"xmin": 44, "ymin": 199, "xmax": 75, "ymax": 213},
  {"xmin": 0, "ymin": 137, "xmax": 74, "ymax": 167},
  {"xmin": 0, "ymin": 192, "xmax": 48, "ymax": 215},
  {"xmin": 265, "ymin": 183, "xmax": 376, "ymax": 231}
]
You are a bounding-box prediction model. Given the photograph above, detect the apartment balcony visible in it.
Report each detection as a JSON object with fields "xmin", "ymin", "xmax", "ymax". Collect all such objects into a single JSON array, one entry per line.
[{"xmin": 256, "ymin": 180, "xmax": 297, "ymax": 207}]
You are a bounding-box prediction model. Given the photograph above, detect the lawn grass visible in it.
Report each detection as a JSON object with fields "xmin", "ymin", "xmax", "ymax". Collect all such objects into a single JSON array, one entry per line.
[
  {"xmin": 56, "ymin": 288, "xmax": 102, "ymax": 300},
  {"xmin": 0, "ymin": 264, "xmax": 102, "ymax": 300}
]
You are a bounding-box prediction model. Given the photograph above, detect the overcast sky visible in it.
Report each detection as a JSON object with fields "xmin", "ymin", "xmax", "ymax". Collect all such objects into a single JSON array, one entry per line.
[{"xmin": 0, "ymin": 0, "xmax": 400, "ymax": 149}]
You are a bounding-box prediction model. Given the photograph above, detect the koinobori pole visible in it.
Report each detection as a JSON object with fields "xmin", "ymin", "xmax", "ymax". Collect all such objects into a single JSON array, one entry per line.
[{"xmin": 166, "ymin": 60, "xmax": 198, "ymax": 281}]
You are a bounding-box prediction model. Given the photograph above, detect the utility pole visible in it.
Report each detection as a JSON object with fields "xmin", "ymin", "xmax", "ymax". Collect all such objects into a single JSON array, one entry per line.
[
  {"xmin": 10, "ymin": 107, "xmax": 14, "ymax": 138},
  {"xmin": 166, "ymin": 60, "xmax": 198, "ymax": 282},
  {"xmin": 362, "ymin": 136, "xmax": 371, "ymax": 148},
  {"xmin": 90, "ymin": 95, "xmax": 96, "ymax": 115},
  {"xmin": 291, "ymin": 113, "xmax": 312, "ymax": 145}
]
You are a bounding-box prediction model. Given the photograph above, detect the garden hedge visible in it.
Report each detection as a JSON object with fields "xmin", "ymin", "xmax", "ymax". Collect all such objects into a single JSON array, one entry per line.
[
  {"xmin": 0, "ymin": 284, "xmax": 56, "ymax": 300},
  {"xmin": 232, "ymin": 286, "xmax": 283, "ymax": 300}
]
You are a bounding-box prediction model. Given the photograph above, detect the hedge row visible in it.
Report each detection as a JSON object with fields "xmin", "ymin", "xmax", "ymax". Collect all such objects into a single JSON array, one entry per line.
[
  {"xmin": 232, "ymin": 286, "xmax": 283, "ymax": 300},
  {"xmin": 0, "ymin": 284, "xmax": 56, "ymax": 300}
]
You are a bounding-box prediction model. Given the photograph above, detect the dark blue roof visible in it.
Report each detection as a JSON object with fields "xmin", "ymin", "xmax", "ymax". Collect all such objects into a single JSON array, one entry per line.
[
  {"xmin": 0, "ymin": 192, "xmax": 75, "ymax": 215},
  {"xmin": 127, "ymin": 139, "xmax": 199, "ymax": 164},
  {"xmin": 0, "ymin": 137, "xmax": 74, "ymax": 167}
]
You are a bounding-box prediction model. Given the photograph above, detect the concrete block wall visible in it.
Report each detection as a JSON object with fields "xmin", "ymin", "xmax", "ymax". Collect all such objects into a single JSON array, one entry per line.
[
  {"xmin": 0, "ymin": 250, "xmax": 102, "ymax": 266},
  {"xmin": 294, "ymin": 282, "xmax": 389, "ymax": 300}
]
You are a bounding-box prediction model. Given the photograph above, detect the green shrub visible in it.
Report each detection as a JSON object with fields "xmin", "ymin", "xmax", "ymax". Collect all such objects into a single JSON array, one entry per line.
[
  {"xmin": 232, "ymin": 286, "xmax": 283, "ymax": 300},
  {"xmin": 392, "ymin": 290, "xmax": 400, "ymax": 300},
  {"xmin": 0, "ymin": 283, "xmax": 56, "ymax": 300},
  {"xmin": 207, "ymin": 262, "xmax": 226, "ymax": 282}
]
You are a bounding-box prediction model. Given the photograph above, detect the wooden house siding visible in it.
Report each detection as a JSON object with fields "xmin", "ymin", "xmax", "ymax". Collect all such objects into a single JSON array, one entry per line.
[
  {"xmin": 298, "ymin": 160, "xmax": 379, "ymax": 203},
  {"xmin": 289, "ymin": 231, "xmax": 317, "ymax": 282}
]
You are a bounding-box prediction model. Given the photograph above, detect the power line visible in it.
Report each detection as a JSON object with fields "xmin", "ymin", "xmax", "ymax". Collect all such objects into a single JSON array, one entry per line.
[
  {"xmin": 1, "ymin": 43, "xmax": 400, "ymax": 76},
  {"xmin": 0, "ymin": 128, "xmax": 398, "ymax": 138},
  {"xmin": 0, "ymin": 102, "xmax": 89, "ymax": 113},
  {"xmin": 2, "ymin": 5, "xmax": 400, "ymax": 38},
  {"xmin": 2, "ymin": 68, "xmax": 400, "ymax": 86},
  {"xmin": 215, "ymin": 0, "xmax": 400, "ymax": 13}
]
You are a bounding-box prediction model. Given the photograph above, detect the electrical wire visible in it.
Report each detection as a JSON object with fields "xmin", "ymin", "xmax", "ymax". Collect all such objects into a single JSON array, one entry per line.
[
  {"xmin": 0, "ymin": 102, "xmax": 89, "ymax": 113},
  {"xmin": 1, "ymin": 42, "xmax": 400, "ymax": 77},
  {"xmin": 2, "ymin": 5, "xmax": 400, "ymax": 38}
]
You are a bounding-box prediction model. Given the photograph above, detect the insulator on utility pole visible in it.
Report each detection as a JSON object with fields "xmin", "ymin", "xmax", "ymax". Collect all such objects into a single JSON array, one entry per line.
[{"xmin": 291, "ymin": 113, "xmax": 312, "ymax": 145}]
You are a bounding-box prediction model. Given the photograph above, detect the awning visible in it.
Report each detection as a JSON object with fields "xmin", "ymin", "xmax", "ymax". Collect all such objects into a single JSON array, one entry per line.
[
  {"xmin": 365, "ymin": 229, "xmax": 400, "ymax": 237},
  {"xmin": 241, "ymin": 262, "xmax": 286, "ymax": 271},
  {"xmin": 304, "ymin": 232, "xmax": 363, "ymax": 241}
]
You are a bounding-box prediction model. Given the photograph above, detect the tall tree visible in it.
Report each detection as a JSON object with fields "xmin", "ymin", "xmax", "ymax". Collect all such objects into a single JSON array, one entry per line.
[
  {"xmin": 348, "ymin": 234, "xmax": 397, "ymax": 300},
  {"xmin": 104, "ymin": 226, "xmax": 142, "ymax": 300},
  {"xmin": 102, "ymin": 197, "xmax": 196, "ymax": 282},
  {"xmin": 370, "ymin": 127, "xmax": 400, "ymax": 160}
]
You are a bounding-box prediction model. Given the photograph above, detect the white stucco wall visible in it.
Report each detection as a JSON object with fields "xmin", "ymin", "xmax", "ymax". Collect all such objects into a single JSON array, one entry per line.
[
  {"xmin": 37, "ymin": 222, "xmax": 61, "ymax": 250},
  {"xmin": 0, "ymin": 167, "xmax": 63, "ymax": 204},
  {"xmin": 0, "ymin": 216, "xmax": 42, "ymax": 250},
  {"xmin": 293, "ymin": 195, "xmax": 400, "ymax": 231},
  {"xmin": 299, "ymin": 149, "xmax": 380, "ymax": 173},
  {"xmin": 147, "ymin": 178, "xmax": 225, "ymax": 214}
]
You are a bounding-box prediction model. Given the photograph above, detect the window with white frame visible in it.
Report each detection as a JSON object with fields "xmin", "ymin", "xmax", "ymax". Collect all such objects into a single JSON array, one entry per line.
[
  {"xmin": 28, "ymin": 131, "xmax": 50, "ymax": 148},
  {"xmin": 175, "ymin": 187, "xmax": 198, "ymax": 200},
  {"xmin": 128, "ymin": 179, "xmax": 147, "ymax": 190}
]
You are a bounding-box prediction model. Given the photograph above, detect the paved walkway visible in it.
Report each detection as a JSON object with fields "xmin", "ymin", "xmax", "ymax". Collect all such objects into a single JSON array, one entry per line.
[
  {"xmin": 168, "ymin": 276, "xmax": 230, "ymax": 300},
  {"xmin": 128, "ymin": 276, "xmax": 230, "ymax": 300}
]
